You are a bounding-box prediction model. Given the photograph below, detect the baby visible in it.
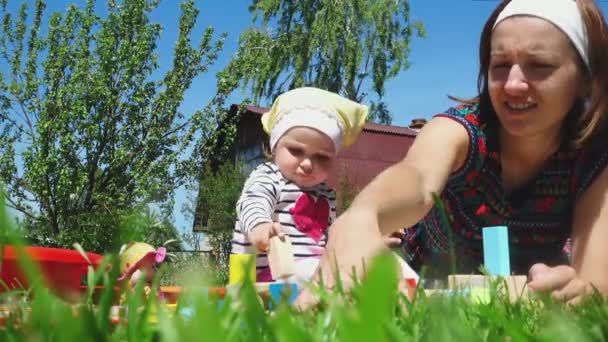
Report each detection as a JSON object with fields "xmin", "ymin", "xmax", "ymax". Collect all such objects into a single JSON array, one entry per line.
[{"xmin": 230, "ymin": 87, "xmax": 368, "ymax": 283}]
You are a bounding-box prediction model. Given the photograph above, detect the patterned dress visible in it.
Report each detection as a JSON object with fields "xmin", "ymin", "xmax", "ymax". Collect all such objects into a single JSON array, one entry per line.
[{"xmin": 402, "ymin": 104, "xmax": 608, "ymax": 278}]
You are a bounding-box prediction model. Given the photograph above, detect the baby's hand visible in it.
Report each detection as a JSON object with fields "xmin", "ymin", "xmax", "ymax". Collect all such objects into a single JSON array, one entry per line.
[
  {"xmin": 384, "ymin": 229, "xmax": 405, "ymax": 248},
  {"xmin": 248, "ymin": 222, "xmax": 286, "ymax": 252}
]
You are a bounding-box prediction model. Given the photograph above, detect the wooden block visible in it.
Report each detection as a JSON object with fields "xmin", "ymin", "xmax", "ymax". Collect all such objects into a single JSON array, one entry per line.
[
  {"xmin": 268, "ymin": 283, "xmax": 298, "ymax": 309},
  {"xmin": 448, "ymin": 274, "xmax": 528, "ymax": 302},
  {"xmin": 268, "ymin": 236, "xmax": 296, "ymax": 280},
  {"xmin": 392, "ymin": 252, "xmax": 419, "ymax": 282},
  {"xmin": 254, "ymin": 282, "xmax": 271, "ymax": 293},
  {"xmin": 399, "ymin": 278, "xmax": 417, "ymax": 301},
  {"xmin": 253, "ymin": 282, "xmax": 272, "ymax": 307},
  {"xmin": 225, "ymin": 282, "xmax": 270, "ymax": 297},
  {"xmin": 482, "ymin": 226, "xmax": 510, "ymax": 276},
  {"xmin": 504, "ymin": 275, "xmax": 528, "ymax": 300},
  {"xmin": 224, "ymin": 282, "xmax": 293, "ymax": 309},
  {"xmin": 469, "ymin": 288, "xmax": 490, "ymax": 303},
  {"xmin": 229, "ymin": 254, "xmax": 257, "ymax": 285},
  {"xmin": 110, "ymin": 305, "xmax": 126, "ymax": 324},
  {"xmin": 448, "ymin": 274, "xmax": 488, "ymax": 289},
  {"xmin": 423, "ymin": 289, "xmax": 461, "ymax": 297}
]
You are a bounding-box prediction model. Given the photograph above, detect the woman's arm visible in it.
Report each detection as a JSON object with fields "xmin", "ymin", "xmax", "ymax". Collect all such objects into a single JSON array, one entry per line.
[
  {"xmin": 528, "ymin": 164, "xmax": 608, "ymax": 303},
  {"xmin": 295, "ymin": 117, "xmax": 469, "ymax": 306},
  {"xmin": 570, "ymin": 164, "xmax": 608, "ymax": 294},
  {"xmin": 349, "ymin": 116, "xmax": 469, "ymax": 235}
]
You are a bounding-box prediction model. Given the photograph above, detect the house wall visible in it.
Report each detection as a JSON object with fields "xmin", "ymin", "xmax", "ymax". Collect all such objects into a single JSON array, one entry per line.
[
  {"xmin": 235, "ymin": 114, "xmax": 268, "ymax": 173},
  {"xmin": 329, "ymin": 130, "xmax": 415, "ymax": 191}
]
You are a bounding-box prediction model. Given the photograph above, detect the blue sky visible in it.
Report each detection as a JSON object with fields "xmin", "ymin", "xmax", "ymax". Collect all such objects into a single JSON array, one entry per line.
[{"xmin": 5, "ymin": 1, "xmax": 608, "ymax": 242}]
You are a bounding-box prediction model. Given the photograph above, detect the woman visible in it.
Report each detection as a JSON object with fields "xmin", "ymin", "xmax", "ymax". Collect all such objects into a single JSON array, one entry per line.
[{"xmin": 296, "ymin": 0, "xmax": 608, "ymax": 307}]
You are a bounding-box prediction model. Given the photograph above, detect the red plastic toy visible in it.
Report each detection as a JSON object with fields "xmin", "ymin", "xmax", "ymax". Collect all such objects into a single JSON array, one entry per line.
[{"xmin": 0, "ymin": 245, "xmax": 103, "ymax": 299}]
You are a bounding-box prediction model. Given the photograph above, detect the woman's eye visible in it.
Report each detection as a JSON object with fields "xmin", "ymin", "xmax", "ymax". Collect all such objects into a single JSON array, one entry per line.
[
  {"xmin": 491, "ymin": 63, "xmax": 509, "ymax": 70},
  {"xmin": 530, "ymin": 62, "xmax": 554, "ymax": 69}
]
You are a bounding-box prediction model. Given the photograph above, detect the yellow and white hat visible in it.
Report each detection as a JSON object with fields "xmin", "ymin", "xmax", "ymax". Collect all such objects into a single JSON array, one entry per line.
[
  {"xmin": 261, "ymin": 87, "xmax": 368, "ymax": 152},
  {"xmin": 118, "ymin": 242, "xmax": 166, "ymax": 281}
]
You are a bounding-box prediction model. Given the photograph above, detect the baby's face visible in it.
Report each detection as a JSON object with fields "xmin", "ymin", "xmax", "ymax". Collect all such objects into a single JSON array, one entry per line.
[{"xmin": 274, "ymin": 127, "xmax": 336, "ymax": 188}]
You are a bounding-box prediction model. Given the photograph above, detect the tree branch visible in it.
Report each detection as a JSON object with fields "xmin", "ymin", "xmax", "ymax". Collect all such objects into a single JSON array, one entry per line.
[{"xmin": 4, "ymin": 193, "xmax": 39, "ymax": 221}]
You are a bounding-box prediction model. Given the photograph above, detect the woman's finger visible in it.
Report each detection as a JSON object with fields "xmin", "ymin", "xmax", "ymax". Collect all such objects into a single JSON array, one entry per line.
[
  {"xmin": 384, "ymin": 236, "xmax": 402, "ymax": 247},
  {"xmin": 393, "ymin": 229, "xmax": 406, "ymax": 238},
  {"xmin": 294, "ymin": 287, "xmax": 319, "ymax": 311},
  {"xmin": 528, "ymin": 263, "xmax": 551, "ymax": 280},
  {"xmin": 528, "ymin": 264, "xmax": 575, "ymax": 292},
  {"xmin": 552, "ymin": 277, "xmax": 590, "ymax": 303}
]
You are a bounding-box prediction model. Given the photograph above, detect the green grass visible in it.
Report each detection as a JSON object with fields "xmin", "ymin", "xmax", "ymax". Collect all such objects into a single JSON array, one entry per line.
[{"xmin": 1, "ymin": 195, "xmax": 608, "ymax": 341}]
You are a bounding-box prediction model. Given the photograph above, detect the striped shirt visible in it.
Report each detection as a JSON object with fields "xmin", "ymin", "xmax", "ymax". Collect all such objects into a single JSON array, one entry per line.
[{"xmin": 231, "ymin": 162, "xmax": 336, "ymax": 274}]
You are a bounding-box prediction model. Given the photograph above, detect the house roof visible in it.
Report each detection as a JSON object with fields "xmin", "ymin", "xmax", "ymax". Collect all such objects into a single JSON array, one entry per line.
[
  {"xmin": 238, "ymin": 104, "xmax": 418, "ymax": 137},
  {"xmin": 235, "ymin": 104, "xmax": 418, "ymax": 191}
]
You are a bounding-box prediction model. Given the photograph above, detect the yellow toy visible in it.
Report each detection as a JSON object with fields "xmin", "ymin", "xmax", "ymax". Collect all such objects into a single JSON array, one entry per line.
[
  {"xmin": 118, "ymin": 242, "xmax": 167, "ymax": 300},
  {"xmin": 228, "ymin": 254, "xmax": 256, "ymax": 285}
]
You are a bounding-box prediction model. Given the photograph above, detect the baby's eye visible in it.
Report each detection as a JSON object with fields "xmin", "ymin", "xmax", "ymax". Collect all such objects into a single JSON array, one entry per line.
[
  {"xmin": 288, "ymin": 147, "xmax": 304, "ymax": 156},
  {"xmin": 314, "ymin": 154, "xmax": 332, "ymax": 163}
]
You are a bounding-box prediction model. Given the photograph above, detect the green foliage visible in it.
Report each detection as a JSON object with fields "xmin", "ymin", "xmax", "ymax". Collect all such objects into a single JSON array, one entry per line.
[
  {"xmin": 194, "ymin": 161, "xmax": 246, "ymax": 284},
  {"xmin": 158, "ymin": 251, "xmax": 220, "ymax": 286},
  {"xmin": 24, "ymin": 208, "xmax": 122, "ymax": 253},
  {"xmin": 336, "ymin": 168, "xmax": 359, "ymax": 215},
  {"xmin": 0, "ymin": 0, "xmax": 225, "ymax": 251},
  {"xmin": 2, "ymin": 204, "xmax": 608, "ymax": 341},
  {"xmin": 3, "ymin": 182, "xmax": 608, "ymax": 342},
  {"xmin": 4, "ymin": 225, "xmax": 608, "ymax": 341},
  {"xmin": 22, "ymin": 203, "xmax": 181, "ymax": 254},
  {"xmin": 119, "ymin": 205, "xmax": 182, "ymax": 251},
  {"xmin": 369, "ymin": 100, "xmax": 392, "ymax": 125},
  {"xmin": 226, "ymin": 0, "xmax": 425, "ymax": 122}
]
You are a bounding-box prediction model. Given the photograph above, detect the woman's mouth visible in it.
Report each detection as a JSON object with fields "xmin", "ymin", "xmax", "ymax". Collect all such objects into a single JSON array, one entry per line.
[{"xmin": 505, "ymin": 101, "xmax": 537, "ymax": 112}]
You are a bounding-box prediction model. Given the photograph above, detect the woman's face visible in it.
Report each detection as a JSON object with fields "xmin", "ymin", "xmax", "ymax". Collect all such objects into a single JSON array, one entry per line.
[{"xmin": 488, "ymin": 16, "xmax": 586, "ymax": 140}]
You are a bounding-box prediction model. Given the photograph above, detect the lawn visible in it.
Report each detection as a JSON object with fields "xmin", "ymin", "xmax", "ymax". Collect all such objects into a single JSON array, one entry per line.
[{"xmin": 1, "ymin": 200, "xmax": 607, "ymax": 341}]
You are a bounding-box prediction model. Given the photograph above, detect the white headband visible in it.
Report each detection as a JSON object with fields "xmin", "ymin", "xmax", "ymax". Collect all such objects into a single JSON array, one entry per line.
[
  {"xmin": 269, "ymin": 107, "xmax": 343, "ymax": 153},
  {"xmin": 493, "ymin": 0, "xmax": 589, "ymax": 69}
]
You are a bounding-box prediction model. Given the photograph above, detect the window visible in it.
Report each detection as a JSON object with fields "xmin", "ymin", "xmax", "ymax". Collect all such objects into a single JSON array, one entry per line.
[{"xmin": 237, "ymin": 143, "xmax": 265, "ymax": 174}]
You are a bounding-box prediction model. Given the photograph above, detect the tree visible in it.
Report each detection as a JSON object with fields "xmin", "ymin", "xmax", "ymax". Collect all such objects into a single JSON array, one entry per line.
[
  {"xmin": 190, "ymin": 0, "xmax": 425, "ymax": 264},
  {"xmin": 121, "ymin": 205, "xmax": 182, "ymax": 251},
  {"xmin": 335, "ymin": 166, "xmax": 359, "ymax": 215},
  {"xmin": 0, "ymin": 0, "xmax": 225, "ymax": 252},
  {"xmin": 192, "ymin": 161, "xmax": 246, "ymax": 284},
  {"xmin": 369, "ymin": 100, "xmax": 392, "ymax": 125},
  {"xmin": 224, "ymin": 0, "xmax": 425, "ymax": 122}
]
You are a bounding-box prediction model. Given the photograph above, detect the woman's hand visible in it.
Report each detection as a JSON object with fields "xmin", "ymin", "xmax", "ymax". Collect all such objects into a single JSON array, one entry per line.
[
  {"xmin": 294, "ymin": 210, "xmax": 387, "ymax": 310},
  {"xmin": 384, "ymin": 229, "xmax": 405, "ymax": 248},
  {"xmin": 527, "ymin": 263, "xmax": 593, "ymax": 305}
]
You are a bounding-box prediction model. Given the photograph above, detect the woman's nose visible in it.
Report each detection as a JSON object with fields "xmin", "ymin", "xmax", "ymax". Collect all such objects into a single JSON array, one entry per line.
[{"xmin": 504, "ymin": 64, "xmax": 529, "ymax": 95}]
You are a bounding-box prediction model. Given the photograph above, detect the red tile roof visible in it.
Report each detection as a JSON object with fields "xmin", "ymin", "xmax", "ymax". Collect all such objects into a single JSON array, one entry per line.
[{"xmin": 242, "ymin": 105, "xmax": 418, "ymax": 137}]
